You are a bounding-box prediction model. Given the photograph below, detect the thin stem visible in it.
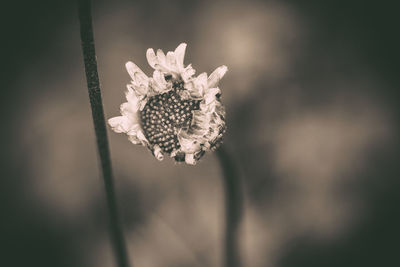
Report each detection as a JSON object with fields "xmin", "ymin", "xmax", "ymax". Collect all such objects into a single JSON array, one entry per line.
[
  {"xmin": 217, "ymin": 146, "xmax": 243, "ymax": 267},
  {"xmin": 78, "ymin": 1, "xmax": 131, "ymax": 267}
]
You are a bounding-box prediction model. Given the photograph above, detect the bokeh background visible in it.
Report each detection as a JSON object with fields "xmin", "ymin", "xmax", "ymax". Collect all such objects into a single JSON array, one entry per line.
[{"xmin": 2, "ymin": 0, "xmax": 399, "ymax": 266}]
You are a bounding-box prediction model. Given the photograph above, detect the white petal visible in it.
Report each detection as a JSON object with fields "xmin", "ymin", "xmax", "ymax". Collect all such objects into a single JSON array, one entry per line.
[
  {"xmin": 166, "ymin": 51, "xmax": 177, "ymax": 72},
  {"xmin": 146, "ymin": 48, "xmax": 158, "ymax": 69},
  {"xmin": 181, "ymin": 64, "xmax": 196, "ymax": 82},
  {"xmin": 194, "ymin": 72, "xmax": 208, "ymax": 95},
  {"xmin": 125, "ymin": 85, "xmax": 141, "ymax": 110},
  {"xmin": 126, "ymin": 62, "xmax": 149, "ymax": 96},
  {"xmin": 130, "ymin": 83, "xmax": 148, "ymax": 96},
  {"xmin": 108, "ymin": 116, "xmax": 131, "ymax": 133},
  {"xmin": 208, "ymin": 65, "xmax": 228, "ymax": 88},
  {"xmin": 185, "ymin": 153, "xmax": 196, "ymax": 165},
  {"xmin": 126, "ymin": 123, "xmax": 141, "ymax": 136},
  {"xmin": 196, "ymin": 72, "xmax": 208, "ymax": 85},
  {"xmin": 174, "ymin": 43, "xmax": 187, "ymax": 70},
  {"xmin": 153, "ymin": 145, "xmax": 164, "ymax": 161},
  {"xmin": 126, "ymin": 62, "xmax": 148, "ymax": 84},
  {"xmin": 151, "ymin": 70, "xmax": 168, "ymax": 93},
  {"xmin": 120, "ymin": 102, "xmax": 139, "ymax": 122},
  {"xmin": 156, "ymin": 49, "xmax": 166, "ymax": 66}
]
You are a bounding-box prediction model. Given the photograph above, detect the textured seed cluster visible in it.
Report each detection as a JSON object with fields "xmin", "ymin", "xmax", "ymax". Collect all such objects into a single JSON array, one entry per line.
[{"xmin": 140, "ymin": 84, "xmax": 200, "ymax": 154}]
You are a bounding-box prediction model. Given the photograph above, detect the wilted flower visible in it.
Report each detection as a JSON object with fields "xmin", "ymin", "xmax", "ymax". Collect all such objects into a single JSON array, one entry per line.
[{"xmin": 108, "ymin": 43, "xmax": 227, "ymax": 165}]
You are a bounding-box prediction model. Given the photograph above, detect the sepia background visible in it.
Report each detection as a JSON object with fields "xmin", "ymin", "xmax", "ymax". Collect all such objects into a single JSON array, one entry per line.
[{"xmin": 2, "ymin": 0, "xmax": 399, "ymax": 266}]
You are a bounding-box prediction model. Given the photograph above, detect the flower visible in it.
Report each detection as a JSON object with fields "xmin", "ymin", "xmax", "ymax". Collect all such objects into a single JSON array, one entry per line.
[{"xmin": 108, "ymin": 43, "xmax": 227, "ymax": 165}]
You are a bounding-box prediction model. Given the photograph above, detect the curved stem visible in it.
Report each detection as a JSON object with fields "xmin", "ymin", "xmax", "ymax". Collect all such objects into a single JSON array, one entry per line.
[
  {"xmin": 217, "ymin": 146, "xmax": 243, "ymax": 267},
  {"xmin": 78, "ymin": 1, "xmax": 130, "ymax": 267}
]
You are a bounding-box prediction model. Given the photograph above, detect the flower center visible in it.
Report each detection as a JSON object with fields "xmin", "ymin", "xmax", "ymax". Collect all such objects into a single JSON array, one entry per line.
[{"xmin": 140, "ymin": 84, "xmax": 200, "ymax": 155}]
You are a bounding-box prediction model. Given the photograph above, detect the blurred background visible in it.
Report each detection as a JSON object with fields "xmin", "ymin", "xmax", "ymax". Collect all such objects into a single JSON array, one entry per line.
[{"xmin": 1, "ymin": 0, "xmax": 399, "ymax": 266}]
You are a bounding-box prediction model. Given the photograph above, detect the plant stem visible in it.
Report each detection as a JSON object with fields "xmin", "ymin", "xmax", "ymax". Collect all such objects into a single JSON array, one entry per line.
[
  {"xmin": 217, "ymin": 146, "xmax": 243, "ymax": 267},
  {"xmin": 78, "ymin": 1, "xmax": 130, "ymax": 267}
]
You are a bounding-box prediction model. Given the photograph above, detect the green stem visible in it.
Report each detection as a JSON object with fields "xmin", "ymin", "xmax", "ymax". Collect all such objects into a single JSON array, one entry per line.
[
  {"xmin": 217, "ymin": 146, "xmax": 243, "ymax": 267},
  {"xmin": 78, "ymin": 1, "xmax": 130, "ymax": 267}
]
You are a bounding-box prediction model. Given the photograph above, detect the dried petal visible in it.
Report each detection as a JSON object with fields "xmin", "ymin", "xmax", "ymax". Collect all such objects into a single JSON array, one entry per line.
[
  {"xmin": 208, "ymin": 65, "xmax": 228, "ymax": 88},
  {"xmin": 146, "ymin": 48, "xmax": 158, "ymax": 69},
  {"xmin": 174, "ymin": 43, "xmax": 187, "ymax": 70}
]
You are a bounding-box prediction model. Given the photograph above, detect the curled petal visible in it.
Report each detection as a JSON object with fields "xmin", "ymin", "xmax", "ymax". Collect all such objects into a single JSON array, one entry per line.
[
  {"xmin": 174, "ymin": 43, "xmax": 187, "ymax": 70},
  {"xmin": 208, "ymin": 65, "xmax": 228, "ymax": 88},
  {"xmin": 126, "ymin": 61, "xmax": 147, "ymax": 80},
  {"xmin": 195, "ymin": 73, "xmax": 208, "ymax": 95},
  {"xmin": 147, "ymin": 48, "xmax": 173, "ymax": 73},
  {"xmin": 126, "ymin": 62, "xmax": 148, "ymax": 84},
  {"xmin": 146, "ymin": 48, "xmax": 158, "ymax": 69},
  {"xmin": 108, "ymin": 116, "xmax": 132, "ymax": 133},
  {"xmin": 153, "ymin": 145, "xmax": 164, "ymax": 161},
  {"xmin": 126, "ymin": 62, "xmax": 149, "ymax": 96},
  {"xmin": 166, "ymin": 51, "xmax": 177, "ymax": 72}
]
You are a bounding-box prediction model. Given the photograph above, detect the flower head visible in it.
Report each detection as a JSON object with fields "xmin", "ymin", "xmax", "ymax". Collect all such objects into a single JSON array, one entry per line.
[{"xmin": 108, "ymin": 43, "xmax": 227, "ymax": 165}]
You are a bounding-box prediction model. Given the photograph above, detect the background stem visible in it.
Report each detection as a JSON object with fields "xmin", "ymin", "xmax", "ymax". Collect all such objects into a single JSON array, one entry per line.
[
  {"xmin": 78, "ymin": 1, "xmax": 130, "ymax": 267},
  {"xmin": 217, "ymin": 146, "xmax": 243, "ymax": 267}
]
